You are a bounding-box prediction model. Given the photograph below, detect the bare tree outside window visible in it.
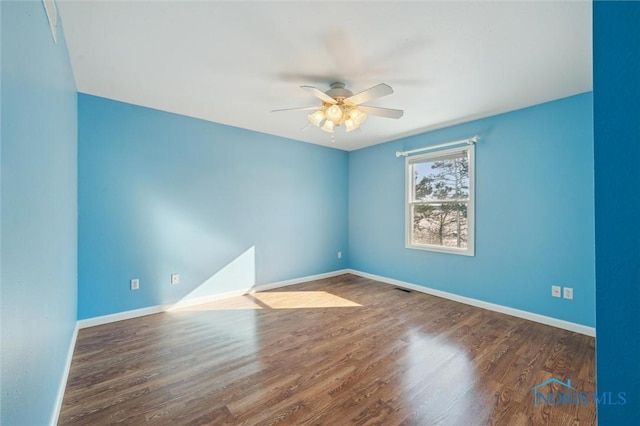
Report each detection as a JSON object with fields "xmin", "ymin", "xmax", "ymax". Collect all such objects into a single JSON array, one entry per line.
[{"xmin": 406, "ymin": 146, "xmax": 474, "ymax": 255}]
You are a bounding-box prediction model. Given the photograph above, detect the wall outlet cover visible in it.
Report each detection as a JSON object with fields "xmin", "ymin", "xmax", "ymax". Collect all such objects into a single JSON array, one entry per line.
[{"xmin": 563, "ymin": 287, "xmax": 574, "ymax": 300}]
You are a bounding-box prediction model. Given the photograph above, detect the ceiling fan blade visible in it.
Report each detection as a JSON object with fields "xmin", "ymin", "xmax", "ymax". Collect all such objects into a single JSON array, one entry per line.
[
  {"xmin": 301, "ymin": 86, "xmax": 337, "ymax": 104},
  {"xmin": 271, "ymin": 106, "xmax": 319, "ymax": 113},
  {"xmin": 357, "ymin": 105, "xmax": 404, "ymax": 119},
  {"xmin": 345, "ymin": 83, "xmax": 393, "ymax": 105},
  {"xmin": 324, "ymin": 28, "xmax": 361, "ymax": 75},
  {"xmin": 300, "ymin": 122, "xmax": 311, "ymax": 131},
  {"xmin": 278, "ymin": 72, "xmax": 342, "ymax": 83}
]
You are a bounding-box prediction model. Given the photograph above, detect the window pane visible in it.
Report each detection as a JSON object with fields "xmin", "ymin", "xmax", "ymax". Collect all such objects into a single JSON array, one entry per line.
[
  {"xmin": 412, "ymin": 154, "xmax": 469, "ymax": 201},
  {"xmin": 411, "ymin": 203, "xmax": 468, "ymax": 248}
]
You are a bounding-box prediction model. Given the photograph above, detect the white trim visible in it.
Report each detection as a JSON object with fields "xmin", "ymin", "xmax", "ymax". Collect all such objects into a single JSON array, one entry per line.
[
  {"xmin": 78, "ymin": 304, "xmax": 171, "ymax": 329},
  {"xmin": 42, "ymin": 0, "xmax": 58, "ymax": 43},
  {"xmin": 346, "ymin": 269, "xmax": 595, "ymax": 337},
  {"xmin": 395, "ymin": 135, "xmax": 478, "ymax": 158},
  {"xmin": 253, "ymin": 269, "xmax": 349, "ymax": 292},
  {"xmin": 78, "ymin": 269, "xmax": 350, "ymax": 328},
  {"xmin": 50, "ymin": 322, "xmax": 79, "ymax": 426},
  {"xmin": 405, "ymin": 144, "xmax": 475, "ymax": 256},
  {"xmin": 170, "ymin": 270, "xmax": 349, "ymax": 310},
  {"xmin": 168, "ymin": 288, "xmax": 256, "ymax": 311}
]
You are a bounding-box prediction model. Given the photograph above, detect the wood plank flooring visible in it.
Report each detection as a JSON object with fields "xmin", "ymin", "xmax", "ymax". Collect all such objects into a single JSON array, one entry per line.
[{"xmin": 59, "ymin": 274, "xmax": 596, "ymax": 425}]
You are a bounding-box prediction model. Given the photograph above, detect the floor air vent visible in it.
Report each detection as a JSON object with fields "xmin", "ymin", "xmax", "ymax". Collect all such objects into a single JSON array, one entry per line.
[{"xmin": 394, "ymin": 287, "xmax": 411, "ymax": 293}]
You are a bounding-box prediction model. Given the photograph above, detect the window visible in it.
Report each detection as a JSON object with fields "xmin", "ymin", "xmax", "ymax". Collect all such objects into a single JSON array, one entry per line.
[{"xmin": 405, "ymin": 145, "xmax": 474, "ymax": 256}]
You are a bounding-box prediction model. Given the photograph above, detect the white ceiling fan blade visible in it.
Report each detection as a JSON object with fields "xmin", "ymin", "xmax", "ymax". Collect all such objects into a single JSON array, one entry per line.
[
  {"xmin": 358, "ymin": 105, "xmax": 404, "ymax": 119},
  {"xmin": 300, "ymin": 122, "xmax": 311, "ymax": 131},
  {"xmin": 271, "ymin": 106, "xmax": 319, "ymax": 113},
  {"xmin": 345, "ymin": 83, "xmax": 393, "ymax": 105},
  {"xmin": 324, "ymin": 28, "xmax": 361, "ymax": 75},
  {"xmin": 301, "ymin": 86, "xmax": 337, "ymax": 104}
]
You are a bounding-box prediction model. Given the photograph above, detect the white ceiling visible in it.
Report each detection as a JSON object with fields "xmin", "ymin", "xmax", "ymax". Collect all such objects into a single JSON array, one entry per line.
[{"xmin": 57, "ymin": 1, "xmax": 592, "ymax": 151}]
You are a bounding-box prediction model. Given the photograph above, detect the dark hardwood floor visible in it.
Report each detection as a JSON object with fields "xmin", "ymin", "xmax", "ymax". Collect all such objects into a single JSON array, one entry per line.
[{"xmin": 59, "ymin": 274, "xmax": 596, "ymax": 425}]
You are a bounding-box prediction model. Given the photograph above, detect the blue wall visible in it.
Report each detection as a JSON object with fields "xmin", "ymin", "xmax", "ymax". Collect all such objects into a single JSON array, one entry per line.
[
  {"xmin": 1, "ymin": 1, "xmax": 78, "ymax": 425},
  {"xmin": 349, "ymin": 93, "xmax": 595, "ymax": 327},
  {"xmin": 78, "ymin": 95, "xmax": 348, "ymax": 319},
  {"xmin": 594, "ymin": 2, "xmax": 640, "ymax": 424}
]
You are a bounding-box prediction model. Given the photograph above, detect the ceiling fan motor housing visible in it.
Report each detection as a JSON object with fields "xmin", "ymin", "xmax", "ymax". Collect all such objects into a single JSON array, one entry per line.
[{"xmin": 326, "ymin": 82, "xmax": 353, "ymax": 101}]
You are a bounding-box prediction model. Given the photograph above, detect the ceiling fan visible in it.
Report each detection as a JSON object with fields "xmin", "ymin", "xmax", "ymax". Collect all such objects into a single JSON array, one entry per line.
[{"xmin": 272, "ymin": 82, "xmax": 403, "ymax": 133}]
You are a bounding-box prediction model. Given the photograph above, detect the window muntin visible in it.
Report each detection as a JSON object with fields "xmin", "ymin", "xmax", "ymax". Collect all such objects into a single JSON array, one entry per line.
[{"xmin": 406, "ymin": 145, "xmax": 474, "ymax": 255}]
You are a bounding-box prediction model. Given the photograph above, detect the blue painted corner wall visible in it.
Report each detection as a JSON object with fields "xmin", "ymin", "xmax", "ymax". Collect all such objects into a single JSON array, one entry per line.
[
  {"xmin": 349, "ymin": 93, "xmax": 595, "ymax": 327},
  {"xmin": 77, "ymin": 95, "xmax": 349, "ymax": 319},
  {"xmin": 78, "ymin": 93, "xmax": 596, "ymax": 328},
  {"xmin": 594, "ymin": 1, "xmax": 640, "ymax": 424},
  {"xmin": 1, "ymin": 1, "xmax": 78, "ymax": 425}
]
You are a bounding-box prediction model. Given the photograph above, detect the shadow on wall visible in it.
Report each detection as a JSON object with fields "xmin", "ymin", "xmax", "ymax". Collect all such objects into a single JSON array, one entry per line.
[
  {"xmin": 167, "ymin": 243, "xmax": 360, "ymax": 311},
  {"xmin": 139, "ymin": 192, "xmax": 260, "ymax": 311},
  {"xmin": 169, "ymin": 246, "xmax": 257, "ymax": 310}
]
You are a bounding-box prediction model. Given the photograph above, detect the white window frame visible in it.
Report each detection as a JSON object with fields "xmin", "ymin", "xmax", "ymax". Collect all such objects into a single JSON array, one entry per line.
[{"xmin": 405, "ymin": 145, "xmax": 475, "ymax": 256}]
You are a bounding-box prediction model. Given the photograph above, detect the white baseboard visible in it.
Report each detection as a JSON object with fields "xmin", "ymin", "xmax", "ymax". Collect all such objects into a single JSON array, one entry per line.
[
  {"xmin": 254, "ymin": 269, "xmax": 349, "ymax": 292},
  {"xmin": 78, "ymin": 269, "xmax": 350, "ymax": 329},
  {"xmin": 168, "ymin": 288, "xmax": 254, "ymax": 311},
  {"xmin": 77, "ymin": 268, "xmax": 594, "ymax": 336},
  {"xmin": 346, "ymin": 269, "xmax": 595, "ymax": 337},
  {"xmin": 170, "ymin": 269, "xmax": 350, "ymax": 310},
  {"xmin": 78, "ymin": 304, "xmax": 171, "ymax": 329},
  {"xmin": 50, "ymin": 322, "xmax": 79, "ymax": 426}
]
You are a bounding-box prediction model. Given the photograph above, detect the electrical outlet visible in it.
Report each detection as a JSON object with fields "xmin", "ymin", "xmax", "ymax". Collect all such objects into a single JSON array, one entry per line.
[
  {"xmin": 130, "ymin": 279, "xmax": 139, "ymax": 290},
  {"xmin": 171, "ymin": 273, "xmax": 179, "ymax": 285},
  {"xmin": 552, "ymin": 285, "xmax": 561, "ymax": 298},
  {"xmin": 337, "ymin": 251, "xmax": 342, "ymax": 259},
  {"xmin": 563, "ymin": 287, "xmax": 574, "ymax": 300}
]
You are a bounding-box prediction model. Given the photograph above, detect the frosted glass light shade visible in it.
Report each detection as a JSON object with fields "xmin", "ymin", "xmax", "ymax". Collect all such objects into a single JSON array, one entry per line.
[
  {"xmin": 344, "ymin": 118, "xmax": 357, "ymax": 132},
  {"xmin": 308, "ymin": 110, "xmax": 325, "ymax": 127},
  {"xmin": 321, "ymin": 120, "xmax": 335, "ymax": 133},
  {"xmin": 325, "ymin": 105, "xmax": 343, "ymax": 122},
  {"xmin": 350, "ymin": 108, "xmax": 367, "ymax": 125}
]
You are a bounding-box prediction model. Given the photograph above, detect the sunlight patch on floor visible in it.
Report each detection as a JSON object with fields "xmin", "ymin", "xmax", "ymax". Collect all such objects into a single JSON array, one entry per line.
[
  {"xmin": 172, "ymin": 291, "xmax": 361, "ymax": 311},
  {"xmin": 254, "ymin": 291, "xmax": 361, "ymax": 309}
]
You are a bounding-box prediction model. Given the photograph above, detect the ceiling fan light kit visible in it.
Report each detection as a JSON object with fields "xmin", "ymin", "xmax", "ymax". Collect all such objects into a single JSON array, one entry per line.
[
  {"xmin": 308, "ymin": 103, "xmax": 368, "ymax": 133},
  {"xmin": 275, "ymin": 81, "xmax": 404, "ymax": 135}
]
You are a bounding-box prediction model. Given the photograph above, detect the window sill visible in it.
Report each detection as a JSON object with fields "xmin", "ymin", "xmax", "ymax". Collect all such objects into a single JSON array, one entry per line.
[{"xmin": 405, "ymin": 243, "xmax": 475, "ymax": 257}]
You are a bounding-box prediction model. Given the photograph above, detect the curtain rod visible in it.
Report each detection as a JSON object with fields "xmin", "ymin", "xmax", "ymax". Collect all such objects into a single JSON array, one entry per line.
[{"xmin": 395, "ymin": 135, "xmax": 479, "ymax": 158}]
